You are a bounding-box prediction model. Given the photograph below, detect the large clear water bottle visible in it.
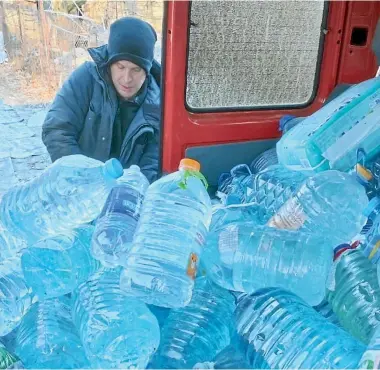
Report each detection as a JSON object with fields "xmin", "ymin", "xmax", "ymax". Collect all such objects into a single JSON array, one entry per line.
[
  {"xmin": 0, "ymin": 257, "xmax": 34, "ymax": 337},
  {"xmin": 313, "ymin": 299, "xmax": 341, "ymax": 327},
  {"xmin": 0, "ymin": 155, "xmax": 123, "ymax": 244},
  {"xmin": 359, "ymin": 326, "xmax": 380, "ymax": 369},
  {"xmin": 91, "ymin": 165, "xmax": 149, "ymax": 267},
  {"xmin": 204, "ymin": 223, "xmax": 332, "ymax": 306},
  {"xmin": 361, "ymin": 197, "xmax": 380, "ymax": 263},
  {"xmin": 21, "ymin": 225, "xmax": 98, "ymax": 299},
  {"xmin": 279, "ymin": 115, "xmax": 305, "ymax": 134},
  {"xmin": 326, "ymin": 245, "xmax": 380, "ymax": 344},
  {"xmin": 15, "ymin": 296, "xmax": 89, "ymax": 369},
  {"xmin": 236, "ymin": 288, "xmax": 365, "ymax": 369},
  {"xmin": 0, "ymin": 222, "xmax": 26, "ymax": 262},
  {"xmin": 149, "ymin": 277, "xmax": 235, "ymax": 369},
  {"xmin": 218, "ymin": 164, "xmax": 306, "ymax": 223},
  {"xmin": 217, "ymin": 164, "xmax": 252, "ymax": 204},
  {"xmin": 0, "ymin": 340, "xmax": 23, "ymax": 369},
  {"xmin": 72, "ymin": 267, "xmax": 160, "ymax": 369},
  {"xmin": 148, "ymin": 305, "xmax": 171, "ymax": 328},
  {"xmin": 268, "ymin": 170, "xmax": 368, "ymax": 244},
  {"xmin": 193, "ymin": 342, "xmax": 250, "ymax": 369},
  {"xmin": 249, "ymin": 147, "xmax": 278, "ymax": 174},
  {"xmin": 277, "ymin": 77, "xmax": 380, "ymax": 174},
  {"xmin": 120, "ymin": 159, "xmax": 212, "ymax": 308}
]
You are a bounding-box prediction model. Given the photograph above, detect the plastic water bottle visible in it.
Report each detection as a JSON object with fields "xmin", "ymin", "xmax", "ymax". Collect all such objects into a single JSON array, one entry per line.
[
  {"xmin": 0, "ymin": 257, "xmax": 35, "ymax": 337},
  {"xmin": 279, "ymin": 115, "xmax": 305, "ymax": 133},
  {"xmin": 120, "ymin": 159, "xmax": 212, "ymax": 308},
  {"xmin": 0, "ymin": 341, "xmax": 23, "ymax": 369},
  {"xmin": 0, "ymin": 154, "xmax": 123, "ymax": 244},
  {"xmin": 268, "ymin": 170, "xmax": 368, "ymax": 244},
  {"xmin": 148, "ymin": 305, "xmax": 171, "ymax": 327},
  {"xmin": 21, "ymin": 225, "xmax": 98, "ymax": 299},
  {"xmin": 363, "ymin": 216, "xmax": 380, "ymax": 264},
  {"xmin": 236, "ymin": 288, "xmax": 365, "ymax": 369},
  {"xmin": 0, "ymin": 222, "xmax": 26, "ymax": 262},
  {"xmin": 15, "ymin": 296, "xmax": 89, "ymax": 369},
  {"xmin": 326, "ymin": 245, "xmax": 380, "ymax": 344},
  {"xmin": 193, "ymin": 343, "xmax": 250, "ymax": 369},
  {"xmin": 363, "ymin": 197, "xmax": 380, "ymax": 222},
  {"xmin": 361, "ymin": 197, "xmax": 380, "ymax": 261},
  {"xmin": 149, "ymin": 277, "xmax": 235, "ymax": 369},
  {"xmin": 217, "ymin": 164, "xmax": 252, "ymax": 203},
  {"xmin": 204, "ymin": 223, "xmax": 332, "ymax": 306},
  {"xmin": 313, "ymin": 299, "xmax": 341, "ymax": 327},
  {"xmin": 277, "ymin": 77, "xmax": 380, "ymax": 174},
  {"xmin": 359, "ymin": 326, "xmax": 380, "ymax": 369},
  {"xmin": 219, "ymin": 164, "xmax": 306, "ymax": 223},
  {"xmin": 249, "ymin": 147, "xmax": 278, "ymax": 173},
  {"xmin": 91, "ymin": 165, "xmax": 149, "ymax": 267},
  {"xmin": 72, "ymin": 267, "xmax": 160, "ymax": 369}
]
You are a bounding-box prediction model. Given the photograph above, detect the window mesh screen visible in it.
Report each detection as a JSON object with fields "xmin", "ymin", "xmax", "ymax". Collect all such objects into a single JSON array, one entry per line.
[{"xmin": 186, "ymin": 1, "xmax": 326, "ymax": 110}]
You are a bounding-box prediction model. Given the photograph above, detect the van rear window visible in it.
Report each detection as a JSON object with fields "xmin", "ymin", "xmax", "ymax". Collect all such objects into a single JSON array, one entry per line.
[{"xmin": 186, "ymin": 1, "xmax": 327, "ymax": 111}]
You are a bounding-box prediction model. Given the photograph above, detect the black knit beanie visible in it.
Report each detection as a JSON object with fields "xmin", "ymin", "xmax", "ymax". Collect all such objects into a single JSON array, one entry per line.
[{"xmin": 107, "ymin": 17, "xmax": 157, "ymax": 74}]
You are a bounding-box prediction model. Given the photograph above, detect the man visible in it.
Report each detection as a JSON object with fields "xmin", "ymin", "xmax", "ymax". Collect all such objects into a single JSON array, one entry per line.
[{"xmin": 42, "ymin": 17, "xmax": 161, "ymax": 183}]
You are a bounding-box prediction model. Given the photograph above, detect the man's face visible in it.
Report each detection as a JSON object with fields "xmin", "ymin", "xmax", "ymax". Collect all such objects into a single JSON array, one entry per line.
[{"xmin": 110, "ymin": 60, "xmax": 146, "ymax": 100}]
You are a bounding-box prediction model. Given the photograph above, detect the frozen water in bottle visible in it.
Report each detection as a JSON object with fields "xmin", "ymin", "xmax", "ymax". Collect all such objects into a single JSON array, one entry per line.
[
  {"xmin": 72, "ymin": 267, "xmax": 160, "ymax": 369},
  {"xmin": 21, "ymin": 225, "xmax": 98, "ymax": 299},
  {"xmin": 14, "ymin": 296, "xmax": 89, "ymax": 369},
  {"xmin": 236, "ymin": 288, "xmax": 365, "ymax": 369},
  {"xmin": 120, "ymin": 159, "xmax": 212, "ymax": 308},
  {"xmin": 149, "ymin": 277, "xmax": 235, "ymax": 369},
  {"xmin": 268, "ymin": 170, "xmax": 368, "ymax": 244},
  {"xmin": 204, "ymin": 222, "xmax": 332, "ymax": 306},
  {"xmin": 91, "ymin": 165, "xmax": 149, "ymax": 267},
  {"xmin": 0, "ymin": 257, "xmax": 34, "ymax": 337},
  {"xmin": 0, "ymin": 155, "xmax": 123, "ymax": 244}
]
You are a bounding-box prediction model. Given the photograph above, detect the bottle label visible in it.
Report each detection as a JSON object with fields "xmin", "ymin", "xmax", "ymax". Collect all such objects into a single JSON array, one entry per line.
[
  {"xmin": 99, "ymin": 186, "xmax": 143, "ymax": 221},
  {"xmin": 268, "ymin": 198, "xmax": 307, "ymax": 230},
  {"xmin": 359, "ymin": 350, "xmax": 380, "ymax": 369},
  {"xmin": 187, "ymin": 252, "xmax": 198, "ymax": 280}
]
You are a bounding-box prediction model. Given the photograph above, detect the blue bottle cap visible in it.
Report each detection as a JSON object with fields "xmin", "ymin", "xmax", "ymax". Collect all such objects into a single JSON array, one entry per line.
[
  {"xmin": 363, "ymin": 196, "xmax": 380, "ymax": 218},
  {"xmin": 104, "ymin": 158, "xmax": 123, "ymax": 179},
  {"xmin": 279, "ymin": 115, "xmax": 296, "ymax": 132}
]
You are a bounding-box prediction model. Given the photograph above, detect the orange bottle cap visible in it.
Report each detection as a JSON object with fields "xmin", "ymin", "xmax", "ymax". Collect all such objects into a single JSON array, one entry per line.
[{"xmin": 179, "ymin": 158, "xmax": 201, "ymax": 171}]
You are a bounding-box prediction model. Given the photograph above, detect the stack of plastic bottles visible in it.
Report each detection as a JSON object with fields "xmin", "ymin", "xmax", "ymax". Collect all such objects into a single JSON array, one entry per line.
[{"xmin": 2, "ymin": 76, "xmax": 380, "ymax": 370}]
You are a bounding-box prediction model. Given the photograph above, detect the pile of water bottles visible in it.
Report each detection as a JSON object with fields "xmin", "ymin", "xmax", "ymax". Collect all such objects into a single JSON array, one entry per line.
[{"xmin": 1, "ymin": 76, "xmax": 380, "ymax": 370}]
